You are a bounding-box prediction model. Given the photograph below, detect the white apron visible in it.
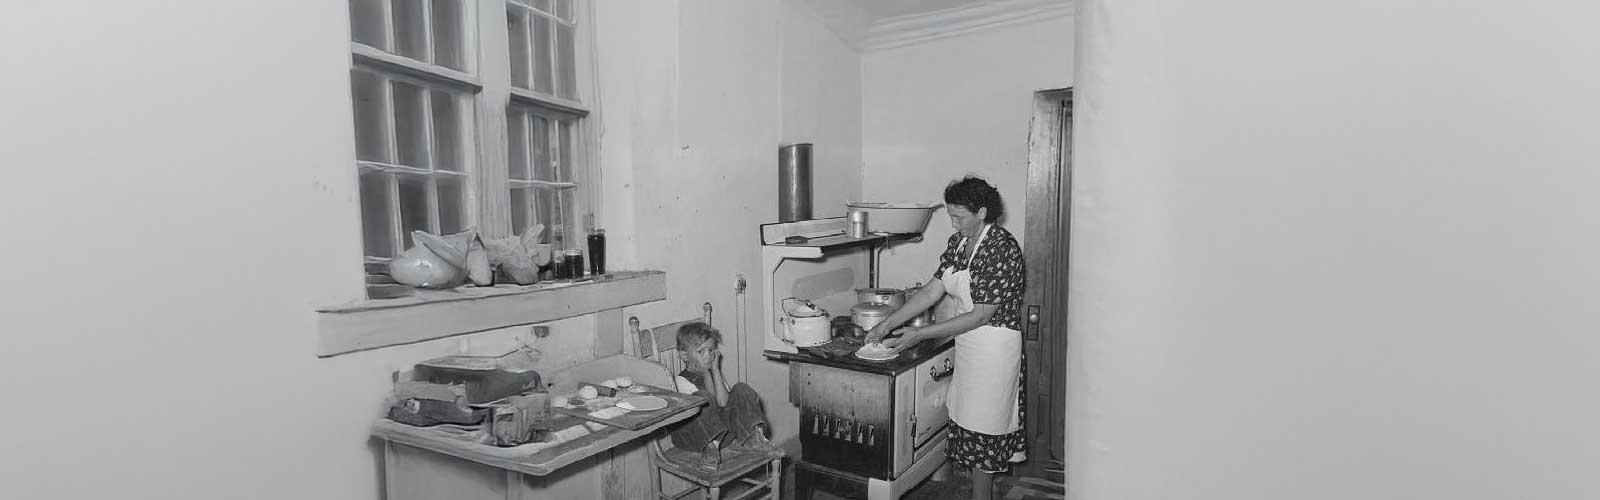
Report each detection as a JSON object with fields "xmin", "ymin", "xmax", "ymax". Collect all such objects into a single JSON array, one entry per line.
[{"xmin": 940, "ymin": 226, "xmax": 1023, "ymax": 437}]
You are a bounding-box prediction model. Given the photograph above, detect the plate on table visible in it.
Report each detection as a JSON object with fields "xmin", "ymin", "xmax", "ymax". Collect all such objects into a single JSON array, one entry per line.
[{"xmin": 616, "ymin": 396, "xmax": 669, "ymax": 411}]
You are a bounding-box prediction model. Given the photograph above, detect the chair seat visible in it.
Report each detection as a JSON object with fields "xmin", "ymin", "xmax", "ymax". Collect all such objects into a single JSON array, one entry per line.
[{"xmin": 658, "ymin": 446, "xmax": 785, "ymax": 487}]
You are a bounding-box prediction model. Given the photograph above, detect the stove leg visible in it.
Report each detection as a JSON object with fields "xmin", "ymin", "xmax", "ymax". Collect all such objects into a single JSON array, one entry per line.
[
  {"xmin": 794, "ymin": 465, "xmax": 814, "ymax": 500},
  {"xmin": 866, "ymin": 478, "xmax": 893, "ymax": 500},
  {"xmin": 932, "ymin": 461, "xmax": 953, "ymax": 481}
]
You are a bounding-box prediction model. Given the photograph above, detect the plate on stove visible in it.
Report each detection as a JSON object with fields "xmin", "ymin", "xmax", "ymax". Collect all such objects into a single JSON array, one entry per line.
[{"xmin": 854, "ymin": 343, "xmax": 897, "ymax": 361}]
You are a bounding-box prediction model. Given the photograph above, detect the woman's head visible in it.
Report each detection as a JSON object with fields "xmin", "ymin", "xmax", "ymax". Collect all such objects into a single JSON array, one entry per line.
[{"xmin": 943, "ymin": 176, "xmax": 1004, "ymax": 235}]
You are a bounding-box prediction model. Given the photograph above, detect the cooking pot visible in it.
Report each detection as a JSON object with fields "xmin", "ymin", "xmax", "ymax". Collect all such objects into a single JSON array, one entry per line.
[
  {"xmin": 831, "ymin": 316, "xmax": 863, "ymax": 341},
  {"xmin": 777, "ymin": 298, "xmax": 832, "ymax": 347},
  {"xmin": 855, "ymin": 287, "xmax": 905, "ymax": 309},
  {"xmin": 851, "ymin": 302, "xmax": 896, "ymax": 331},
  {"xmin": 907, "ymin": 311, "xmax": 934, "ymax": 328}
]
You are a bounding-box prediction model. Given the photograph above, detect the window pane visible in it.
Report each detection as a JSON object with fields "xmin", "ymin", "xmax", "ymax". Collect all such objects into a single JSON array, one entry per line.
[
  {"xmin": 537, "ymin": 190, "xmax": 559, "ymax": 244},
  {"xmin": 531, "ymin": 0, "xmax": 552, "ymax": 14},
  {"xmin": 392, "ymin": 80, "xmax": 429, "ymax": 168},
  {"xmin": 554, "ymin": 189, "xmax": 570, "ymax": 245},
  {"xmin": 556, "ymin": 23, "xmax": 577, "ymax": 100},
  {"xmin": 531, "ymin": 116, "xmax": 552, "ymax": 181},
  {"xmin": 437, "ymin": 175, "xmax": 466, "ymax": 234},
  {"xmin": 397, "ymin": 174, "xmax": 433, "ymax": 249},
  {"xmin": 531, "ymin": 14, "xmax": 554, "ymax": 94},
  {"xmin": 430, "ymin": 90, "xmax": 461, "ymax": 171},
  {"xmin": 350, "ymin": 0, "xmax": 387, "ymax": 49},
  {"xmin": 507, "ymin": 8, "xmax": 531, "ymax": 89},
  {"xmin": 392, "ymin": 0, "xmax": 428, "ymax": 61},
  {"xmin": 351, "ymin": 70, "xmax": 390, "ymax": 163},
  {"xmin": 555, "ymin": 0, "xmax": 572, "ymax": 21},
  {"xmin": 507, "ymin": 110, "xmax": 528, "ymax": 180},
  {"xmin": 360, "ymin": 172, "xmax": 396, "ymax": 257},
  {"xmin": 510, "ymin": 188, "xmax": 531, "ymax": 237},
  {"xmin": 557, "ymin": 120, "xmax": 573, "ymax": 183},
  {"xmin": 431, "ymin": 0, "xmax": 465, "ymax": 71},
  {"xmin": 555, "ymin": 121, "xmax": 575, "ymax": 242}
]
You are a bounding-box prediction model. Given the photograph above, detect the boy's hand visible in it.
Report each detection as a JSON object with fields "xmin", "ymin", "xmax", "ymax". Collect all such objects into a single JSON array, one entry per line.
[{"xmin": 686, "ymin": 358, "xmax": 711, "ymax": 376}]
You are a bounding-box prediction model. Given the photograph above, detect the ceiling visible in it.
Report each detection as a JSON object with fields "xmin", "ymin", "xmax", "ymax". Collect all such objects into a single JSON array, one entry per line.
[
  {"xmin": 799, "ymin": 0, "xmax": 1074, "ymax": 52},
  {"xmin": 857, "ymin": 0, "xmax": 985, "ymax": 22}
]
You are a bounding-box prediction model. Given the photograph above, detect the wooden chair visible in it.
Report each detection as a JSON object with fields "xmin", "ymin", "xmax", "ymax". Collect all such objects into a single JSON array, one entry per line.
[{"xmin": 628, "ymin": 304, "xmax": 784, "ymax": 500}]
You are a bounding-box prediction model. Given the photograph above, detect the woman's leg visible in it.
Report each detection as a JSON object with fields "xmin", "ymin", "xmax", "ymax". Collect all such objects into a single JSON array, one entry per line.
[{"xmin": 970, "ymin": 469, "xmax": 994, "ymax": 500}]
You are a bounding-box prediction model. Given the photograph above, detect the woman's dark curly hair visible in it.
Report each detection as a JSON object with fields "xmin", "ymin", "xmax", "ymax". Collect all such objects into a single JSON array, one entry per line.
[{"xmin": 943, "ymin": 175, "xmax": 1004, "ymax": 223}]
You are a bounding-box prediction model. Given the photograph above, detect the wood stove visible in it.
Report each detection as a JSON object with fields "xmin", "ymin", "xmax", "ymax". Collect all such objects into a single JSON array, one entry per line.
[
  {"xmin": 768, "ymin": 339, "xmax": 954, "ymax": 499},
  {"xmin": 757, "ymin": 217, "xmax": 945, "ymax": 498}
]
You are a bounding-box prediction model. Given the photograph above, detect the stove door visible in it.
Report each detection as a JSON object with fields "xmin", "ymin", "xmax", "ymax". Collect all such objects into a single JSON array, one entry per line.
[{"xmin": 912, "ymin": 347, "xmax": 955, "ymax": 448}]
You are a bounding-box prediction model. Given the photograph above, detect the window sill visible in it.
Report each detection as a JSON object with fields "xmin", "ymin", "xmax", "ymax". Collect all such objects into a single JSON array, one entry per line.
[{"xmin": 316, "ymin": 270, "xmax": 666, "ymax": 357}]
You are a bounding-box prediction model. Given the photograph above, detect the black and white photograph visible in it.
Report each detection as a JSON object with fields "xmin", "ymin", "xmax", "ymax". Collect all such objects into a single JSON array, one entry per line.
[{"xmin": 2, "ymin": 1, "xmax": 1595, "ymax": 499}]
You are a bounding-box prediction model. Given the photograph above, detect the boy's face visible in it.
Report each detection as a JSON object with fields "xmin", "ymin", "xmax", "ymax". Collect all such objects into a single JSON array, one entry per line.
[{"xmin": 680, "ymin": 338, "xmax": 720, "ymax": 373}]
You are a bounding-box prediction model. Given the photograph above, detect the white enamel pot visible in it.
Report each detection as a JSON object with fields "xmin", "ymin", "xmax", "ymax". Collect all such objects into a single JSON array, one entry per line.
[
  {"xmin": 777, "ymin": 314, "xmax": 833, "ymax": 347},
  {"xmin": 778, "ymin": 297, "xmax": 832, "ymax": 347}
]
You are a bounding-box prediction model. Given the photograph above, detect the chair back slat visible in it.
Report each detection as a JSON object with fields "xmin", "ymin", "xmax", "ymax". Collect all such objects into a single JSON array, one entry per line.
[
  {"xmin": 627, "ymin": 306, "xmax": 783, "ymax": 499},
  {"xmin": 628, "ymin": 303, "xmax": 713, "ymax": 386},
  {"xmin": 638, "ymin": 318, "xmax": 708, "ymax": 382}
]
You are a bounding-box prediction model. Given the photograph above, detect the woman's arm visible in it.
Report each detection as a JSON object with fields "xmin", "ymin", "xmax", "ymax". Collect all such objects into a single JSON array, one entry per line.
[
  {"xmin": 864, "ymin": 280, "xmax": 947, "ymax": 344},
  {"xmin": 883, "ymin": 303, "xmax": 998, "ymax": 354}
]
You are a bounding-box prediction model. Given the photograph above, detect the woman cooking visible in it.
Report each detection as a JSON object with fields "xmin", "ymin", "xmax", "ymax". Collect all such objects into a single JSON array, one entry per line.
[{"xmin": 865, "ymin": 175, "xmax": 1026, "ymax": 500}]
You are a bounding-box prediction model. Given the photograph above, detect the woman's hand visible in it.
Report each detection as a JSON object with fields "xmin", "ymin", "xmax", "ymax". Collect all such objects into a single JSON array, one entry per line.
[
  {"xmin": 882, "ymin": 328, "xmax": 921, "ymax": 355},
  {"xmin": 864, "ymin": 322, "xmax": 895, "ymax": 345}
]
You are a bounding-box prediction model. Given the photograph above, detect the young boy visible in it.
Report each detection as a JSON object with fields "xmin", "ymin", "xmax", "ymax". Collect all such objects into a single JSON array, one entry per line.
[{"xmin": 670, "ymin": 322, "xmax": 778, "ymax": 468}]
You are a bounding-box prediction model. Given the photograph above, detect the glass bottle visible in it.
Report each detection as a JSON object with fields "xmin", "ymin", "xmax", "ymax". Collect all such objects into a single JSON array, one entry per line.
[{"xmin": 587, "ymin": 228, "xmax": 606, "ymax": 276}]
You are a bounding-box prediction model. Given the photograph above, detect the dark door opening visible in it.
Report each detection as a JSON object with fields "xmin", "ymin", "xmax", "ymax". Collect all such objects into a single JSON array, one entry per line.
[{"xmin": 1021, "ymin": 88, "xmax": 1071, "ymax": 478}]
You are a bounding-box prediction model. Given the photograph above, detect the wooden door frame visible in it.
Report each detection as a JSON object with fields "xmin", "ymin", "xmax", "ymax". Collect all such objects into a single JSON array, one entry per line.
[{"xmin": 1020, "ymin": 87, "xmax": 1071, "ymax": 479}]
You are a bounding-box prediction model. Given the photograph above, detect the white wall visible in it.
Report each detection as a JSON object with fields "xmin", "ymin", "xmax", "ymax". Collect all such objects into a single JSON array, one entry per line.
[
  {"xmin": 1070, "ymin": 1, "xmax": 1600, "ymax": 499},
  {"xmin": 781, "ymin": 0, "xmax": 863, "ymax": 220},
  {"xmin": 0, "ymin": 1, "xmax": 859, "ymax": 499},
  {"xmin": 1, "ymin": 2, "xmax": 432, "ymax": 499},
  {"xmin": 861, "ymin": 17, "xmax": 1074, "ymax": 289},
  {"xmin": 600, "ymin": 0, "xmax": 863, "ymax": 455}
]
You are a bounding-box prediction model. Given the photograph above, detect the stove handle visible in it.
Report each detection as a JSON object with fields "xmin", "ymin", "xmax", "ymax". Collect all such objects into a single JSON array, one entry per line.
[{"xmin": 930, "ymin": 358, "xmax": 955, "ymax": 381}]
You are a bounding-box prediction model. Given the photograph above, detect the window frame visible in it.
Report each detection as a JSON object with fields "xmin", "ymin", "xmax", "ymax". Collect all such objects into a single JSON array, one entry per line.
[{"xmin": 348, "ymin": 0, "xmax": 599, "ymax": 271}]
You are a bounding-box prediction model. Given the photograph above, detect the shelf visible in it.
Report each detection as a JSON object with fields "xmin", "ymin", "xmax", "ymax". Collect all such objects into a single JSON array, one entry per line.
[
  {"xmin": 763, "ymin": 232, "xmax": 923, "ymax": 256},
  {"xmin": 317, "ymin": 270, "xmax": 666, "ymax": 357},
  {"xmin": 760, "ymin": 219, "xmax": 927, "ymax": 356}
]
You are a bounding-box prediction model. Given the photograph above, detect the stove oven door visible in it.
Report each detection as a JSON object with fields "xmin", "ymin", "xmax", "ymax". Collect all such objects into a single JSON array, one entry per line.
[{"xmin": 912, "ymin": 346, "xmax": 955, "ymax": 448}]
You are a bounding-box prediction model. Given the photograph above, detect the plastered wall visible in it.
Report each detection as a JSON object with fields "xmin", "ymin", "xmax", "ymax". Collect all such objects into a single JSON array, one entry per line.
[
  {"xmin": 861, "ymin": 16, "xmax": 1075, "ymax": 290},
  {"xmin": 1071, "ymin": 1, "xmax": 1600, "ymax": 498},
  {"xmin": 0, "ymin": 0, "xmax": 860, "ymax": 499}
]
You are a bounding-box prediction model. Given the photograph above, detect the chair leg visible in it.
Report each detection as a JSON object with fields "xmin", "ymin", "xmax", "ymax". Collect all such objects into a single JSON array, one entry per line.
[
  {"xmin": 708, "ymin": 485, "xmax": 720, "ymax": 500},
  {"xmin": 649, "ymin": 464, "xmax": 662, "ymax": 500},
  {"xmin": 769, "ymin": 459, "xmax": 783, "ymax": 500}
]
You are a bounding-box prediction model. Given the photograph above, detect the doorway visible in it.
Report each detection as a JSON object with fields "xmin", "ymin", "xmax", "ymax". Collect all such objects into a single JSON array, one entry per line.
[{"xmin": 1021, "ymin": 88, "xmax": 1071, "ymax": 479}]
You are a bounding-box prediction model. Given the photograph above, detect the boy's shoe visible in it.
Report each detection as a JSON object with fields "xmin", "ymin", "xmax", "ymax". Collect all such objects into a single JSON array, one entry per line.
[
  {"xmin": 696, "ymin": 438, "xmax": 723, "ymax": 472},
  {"xmin": 731, "ymin": 423, "xmax": 780, "ymax": 455}
]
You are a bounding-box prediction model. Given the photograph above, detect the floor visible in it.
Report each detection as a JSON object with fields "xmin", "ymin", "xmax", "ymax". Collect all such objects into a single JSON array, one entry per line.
[{"xmin": 780, "ymin": 460, "xmax": 1065, "ymax": 500}]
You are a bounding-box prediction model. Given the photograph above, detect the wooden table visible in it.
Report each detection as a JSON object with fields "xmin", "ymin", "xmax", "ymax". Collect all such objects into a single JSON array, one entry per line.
[{"xmin": 373, "ymin": 355, "xmax": 705, "ymax": 500}]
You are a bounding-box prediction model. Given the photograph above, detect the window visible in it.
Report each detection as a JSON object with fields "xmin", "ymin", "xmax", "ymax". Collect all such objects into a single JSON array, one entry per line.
[
  {"xmin": 348, "ymin": 0, "xmax": 592, "ymax": 269},
  {"xmin": 504, "ymin": 0, "xmax": 587, "ymax": 242}
]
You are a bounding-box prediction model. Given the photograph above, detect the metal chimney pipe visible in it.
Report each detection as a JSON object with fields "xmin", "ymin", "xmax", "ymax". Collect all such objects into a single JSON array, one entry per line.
[{"xmin": 778, "ymin": 143, "xmax": 813, "ymax": 222}]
